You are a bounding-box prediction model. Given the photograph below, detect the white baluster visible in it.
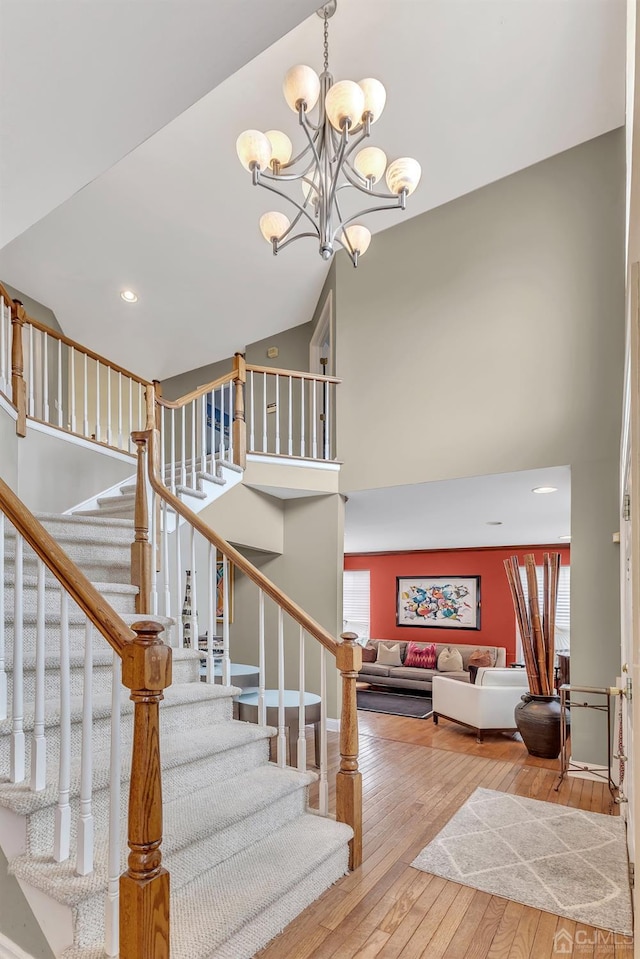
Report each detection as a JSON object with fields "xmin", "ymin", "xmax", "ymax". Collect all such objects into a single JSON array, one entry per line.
[
  {"xmin": 175, "ymin": 520, "xmax": 183, "ymax": 647},
  {"xmin": 151, "ymin": 491, "xmax": 158, "ymax": 616},
  {"xmin": 262, "ymin": 372, "xmax": 267, "ymax": 452},
  {"xmin": 10, "ymin": 532, "xmax": 24, "ymax": 782},
  {"xmin": 83, "ymin": 353, "xmax": 89, "ymax": 436},
  {"xmin": 43, "ymin": 331, "xmax": 49, "ymax": 422},
  {"xmin": 220, "ymin": 382, "xmax": 226, "ymax": 461},
  {"xmin": 300, "ymin": 373, "xmax": 305, "ymax": 457},
  {"xmin": 106, "ymin": 367, "xmax": 112, "ymax": 445},
  {"xmin": 200, "ymin": 394, "xmax": 207, "ymax": 474},
  {"xmin": 70, "ymin": 346, "xmax": 76, "ymax": 432},
  {"xmin": 189, "ymin": 525, "xmax": 198, "ymax": 645},
  {"xmin": 275, "ymin": 375, "xmax": 280, "ymax": 454},
  {"xmin": 297, "ymin": 627, "xmax": 307, "ymax": 771},
  {"xmin": 258, "ymin": 590, "xmax": 265, "ymax": 726},
  {"xmin": 249, "ymin": 370, "xmax": 255, "ymax": 451},
  {"xmin": 324, "ymin": 379, "xmax": 330, "ymax": 459},
  {"xmin": 57, "ymin": 338, "xmax": 63, "ymax": 426},
  {"xmin": 228, "ymin": 381, "xmax": 234, "ymax": 462},
  {"xmin": 222, "ymin": 555, "xmax": 230, "ymax": 685},
  {"xmin": 312, "ymin": 378, "xmax": 317, "ymax": 459},
  {"xmin": 128, "ymin": 377, "xmax": 133, "ymax": 452},
  {"xmin": 206, "ymin": 542, "xmax": 215, "ymax": 682},
  {"xmin": 162, "ymin": 501, "xmax": 171, "ymax": 627},
  {"xmin": 209, "ymin": 389, "xmax": 215, "ymax": 470},
  {"xmin": 170, "ymin": 408, "xmax": 176, "ymax": 493},
  {"xmin": 95, "ymin": 359, "xmax": 101, "ymax": 442},
  {"xmin": 288, "ymin": 376, "xmax": 293, "ymax": 456},
  {"xmin": 190, "ymin": 400, "xmax": 196, "ymax": 488},
  {"xmin": 319, "ymin": 647, "xmax": 328, "ymax": 815},
  {"xmin": 0, "ymin": 296, "xmax": 5, "ymax": 393},
  {"xmin": 54, "ymin": 590, "xmax": 71, "ymax": 861},
  {"xmin": 104, "ymin": 652, "xmax": 121, "ymax": 958},
  {"xmin": 180, "ymin": 406, "xmax": 186, "ymax": 486},
  {"xmin": 160, "ymin": 405, "xmax": 165, "ymax": 483},
  {"xmin": 277, "ymin": 607, "xmax": 286, "ymax": 767},
  {"xmin": 76, "ymin": 620, "xmax": 94, "ymax": 875},
  {"xmin": 28, "ymin": 324, "xmax": 35, "ymax": 416},
  {"xmin": 0, "ymin": 513, "xmax": 6, "ymax": 721},
  {"xmin": 117, "ymin": 372, "xmax": 123, "ymax": 449},
  {"xmin": 30, "ymin": 558, "xmax": 46, "ymax": 791}
]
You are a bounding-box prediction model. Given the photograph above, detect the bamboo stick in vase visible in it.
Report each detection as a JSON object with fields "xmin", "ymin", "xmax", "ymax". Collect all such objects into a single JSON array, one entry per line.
[
  {"xmin": 547, "ymin": 553, "xmax": 560, "ymax": 693},
  {"xmin": 504, "ymin": 557, "xmax": 539, "ymax": 694},
  {"xmin": 542, "ymin": 553, "xmax": 550, "ymax": 686},
  {"xmin": 525, "ymin": 554, "xmax": 549, "ymax": 695}
]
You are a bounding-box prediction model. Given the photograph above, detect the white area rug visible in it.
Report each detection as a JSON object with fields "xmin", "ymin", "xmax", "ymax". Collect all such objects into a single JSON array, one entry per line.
[{"xmin": 411, "ymin": 787, "xmax": 632, "ymax": 935}]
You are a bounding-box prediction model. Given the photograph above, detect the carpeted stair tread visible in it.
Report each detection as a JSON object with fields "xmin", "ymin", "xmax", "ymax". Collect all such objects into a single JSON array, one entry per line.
[
  {"xmin": 58, "ymin": 813, "xmax": 349, "ymax": 959},
  {"xmin": 3, "ymin": 575, "xmax": 138, "ymax": 596},
  {"xmin": 0, "ymin": 681, "xmax": 239, "ymax": 740},
  {"xmin": 0, "ymin": 719, "xmax": 271, "ymax": 817},
  {"xmin": 34, "ymin": 513, "xmax": 135, "ymax": 530},
  {"xmin": 9, "ymin": 762, "xmax": 314, "ymax": 908}
]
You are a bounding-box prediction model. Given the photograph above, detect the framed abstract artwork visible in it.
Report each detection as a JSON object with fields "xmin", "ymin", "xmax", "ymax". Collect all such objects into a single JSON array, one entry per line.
[
  {"xmin": 216, "ymin": 559, "xmax": 234, "ymax": 623},
  {"xmin": 396, "ymin": 576, "xmax": 481, "ymax": 630}
]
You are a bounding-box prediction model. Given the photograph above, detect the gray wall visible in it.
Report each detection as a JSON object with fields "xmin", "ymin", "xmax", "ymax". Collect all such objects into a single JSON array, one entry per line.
[
  {"xmin": 2, "ymin": 283, "xmax": 63, "ymax": 334},
  {"xmin": 335, "ymin": 130, "xmax": 625, "ymax": 764},
  {"xmin": 162, "ymin": 320, "xmax": 314, "ymax": 401}
]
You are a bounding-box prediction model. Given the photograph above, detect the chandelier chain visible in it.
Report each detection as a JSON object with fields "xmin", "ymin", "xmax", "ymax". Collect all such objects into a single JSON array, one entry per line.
[{"xmin": 323, "ymin": 8, "xmax": 329, "ymax": 74}]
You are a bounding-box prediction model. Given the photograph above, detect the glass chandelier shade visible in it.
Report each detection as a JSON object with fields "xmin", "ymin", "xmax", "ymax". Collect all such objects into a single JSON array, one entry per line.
[{"xmin": 236, "ymin": 1, "xmax": 421, "ymax": 266}]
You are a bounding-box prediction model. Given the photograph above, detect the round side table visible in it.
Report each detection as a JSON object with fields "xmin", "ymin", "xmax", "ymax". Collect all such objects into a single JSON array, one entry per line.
[{"xmin": 236, "ymin": 689, "xmax": 322, "ymax": 767}]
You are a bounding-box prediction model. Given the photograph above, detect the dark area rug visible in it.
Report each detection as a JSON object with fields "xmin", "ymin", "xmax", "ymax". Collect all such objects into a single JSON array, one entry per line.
[{"xmin": 357, "ymin": 689, "xmax": 433, "ymax": 719}]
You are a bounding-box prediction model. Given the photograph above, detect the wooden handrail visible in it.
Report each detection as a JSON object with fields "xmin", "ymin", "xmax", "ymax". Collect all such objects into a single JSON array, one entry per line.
[
  {"xmin": 155, "ymin": 371, "xmax": 236, "ymax": 410},
  {"xmin": 0, "ymin": 281, "xmax": 152, "ymax": 387},
  {"xmin": 141, "ymin": 428, "xmax": 339, "ymax": 656},
  {"xmin": 246, "ymin": 363, "xmax": 341, "ymax": 384},
  {"xmin": 0, "ymin": 476, "xmax": 133, "ymax": 655}
]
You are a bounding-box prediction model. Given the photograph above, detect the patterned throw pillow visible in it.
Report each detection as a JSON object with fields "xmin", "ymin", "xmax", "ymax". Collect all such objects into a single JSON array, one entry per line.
[
  {"xmin": 376, "ymin": 643, "xmax": 403, "ymax": 667},
  {"xmin": 404, "ymin": 642, "xmax": 437, "ymax": 668},
  {"xmin": 468, "ymin": 648, "xmax": 494, "ymax": 670},
  {"xmin": 437, "ymin": 647, "xmax": 464, "ymax": 672}
]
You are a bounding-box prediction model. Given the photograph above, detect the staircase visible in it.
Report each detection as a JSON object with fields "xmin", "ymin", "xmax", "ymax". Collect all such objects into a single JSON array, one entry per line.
[{"xmin": 0, "ymin": 509, "xmax": 352, "ymax": 958}]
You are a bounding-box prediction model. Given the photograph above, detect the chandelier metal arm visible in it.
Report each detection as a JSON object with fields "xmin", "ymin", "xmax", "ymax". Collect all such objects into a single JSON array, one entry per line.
[
  {"xmin": 326, "ymin": 127, "xmax": 349, "ymax": 219},
  {"xmin": 276, "ymin": 230, "xmax": 322, "ymax": 253},
  {"xmin": 339, "ymin": 161, "xmax": 404, "ymax": 202},
  {"xmin": 330, "ymin": 201, "xmax": 404, "ymax": 245},
  {"xmin": 256, "ymin": 178, "xmax": 321, "ymax": 234}
]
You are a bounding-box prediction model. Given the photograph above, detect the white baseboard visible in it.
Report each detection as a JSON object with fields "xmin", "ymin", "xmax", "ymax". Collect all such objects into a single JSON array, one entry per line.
[
  {"xmin": 326, "ymin": 718, "xmax": 340, "ymax": 732},
  {"xmin": 0, "ymin": 933, "xmax": 36, "ymax": 959},
  {"xmin": 568, "ymin": 758, "xmax": 612, "ymax": 783}
]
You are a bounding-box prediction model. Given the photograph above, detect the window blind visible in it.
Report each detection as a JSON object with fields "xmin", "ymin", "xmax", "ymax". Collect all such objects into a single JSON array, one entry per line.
[
  {"xmin": 343, "ymin": 570, "xmax": 371, "ymax": 644},
  {"xmin": 516, "ymin": 565, "xmax": 570, "ymax": 655}
]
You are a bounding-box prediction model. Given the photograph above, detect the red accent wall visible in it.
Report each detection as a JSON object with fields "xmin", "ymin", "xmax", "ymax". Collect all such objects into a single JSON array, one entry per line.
[{"xmin": 344, "ymin": 546, "xmax": 570, "ymax": 663}]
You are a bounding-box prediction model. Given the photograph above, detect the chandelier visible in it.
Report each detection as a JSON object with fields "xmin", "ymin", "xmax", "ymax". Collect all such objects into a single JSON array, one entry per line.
[{"xmin": 235, "ymin": 0, "xmax": 421, "ymax": 266}]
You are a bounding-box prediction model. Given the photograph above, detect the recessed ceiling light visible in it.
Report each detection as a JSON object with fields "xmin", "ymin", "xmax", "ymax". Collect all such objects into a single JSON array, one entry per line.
[
  {"xmin": 559, "ymin": 535, "xmax": 571, "ymax": 541},
  {"xmin": 120, "ymin": 290, "xmax": 138, "ymax": 303},
  {"xmin": 532, "ymin": 486, "xmax": 558, "ymax": 494},
  {"xmin": 486, "ymin": 521, "xmax": 503, "ymax": 526}
]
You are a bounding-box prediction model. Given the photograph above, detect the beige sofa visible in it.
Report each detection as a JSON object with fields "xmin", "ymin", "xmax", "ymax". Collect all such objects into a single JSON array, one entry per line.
[{"xmin": 358, "ymin": 640, "xmax": 507, "ymax": 693}]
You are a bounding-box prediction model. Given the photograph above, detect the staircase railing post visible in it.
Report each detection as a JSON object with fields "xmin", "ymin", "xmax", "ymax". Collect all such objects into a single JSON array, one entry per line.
[
  {"xmin": 232, "ymin": 353, "xmax": 247, "ymax": 469},
  {"xmin": 131, "ymin": 433, "xmax": 152, "ymax": 614},
  {"xmin": 335, "ymin": 633, "xmax": 362, "ymax": 870},
  {"xmin": 120, "ymin": 620, "xmax": 172, "ymax": 959},
  {"xmin": 10, "ymin": 299, "xmax": 27, "ymax": 437}
]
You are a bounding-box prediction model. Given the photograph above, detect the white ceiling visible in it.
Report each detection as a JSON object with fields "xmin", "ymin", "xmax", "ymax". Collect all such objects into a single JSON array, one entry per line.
[
  {"xmin": 0, "ymin": 0, "xmax": 320, "ymax": 248},
  {"xmin": 344, "ymin": 467, "xmax": 571, "ymax": 552},
  {"xmin": 0, "ymin": 0, "xmax": 625, "ymax": 381}
]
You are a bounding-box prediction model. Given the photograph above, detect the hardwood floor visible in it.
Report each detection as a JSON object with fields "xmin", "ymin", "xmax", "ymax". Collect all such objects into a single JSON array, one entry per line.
[{"xmin": 257, "ymin": 710, "xmax": 633, "ymax": 959}]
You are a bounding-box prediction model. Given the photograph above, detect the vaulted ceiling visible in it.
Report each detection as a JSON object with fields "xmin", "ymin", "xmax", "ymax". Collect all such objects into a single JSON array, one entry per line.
[{"xmin": 0, "ymin": 0, "xmax": 626, "ymax": 381}]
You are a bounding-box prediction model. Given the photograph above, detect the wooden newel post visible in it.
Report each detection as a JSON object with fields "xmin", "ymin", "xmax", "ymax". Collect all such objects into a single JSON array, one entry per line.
[
  {"xmin": 232, "ymin": 353, "xmax": 247, "ymax": 469},
  {"xmin": 120, "ymin": 621, "xmax": 172, "ymax": 959},
  {"xmin": 336, "ymin": 632, "xmax": 363, "ymax": 870},
  {"xmin": 131, "ymin": 433, "xmax": 152, "ymax": 614},
  {"xmin": 11, "ymin": 300, "xmax": 27, "ymax": 437}
]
